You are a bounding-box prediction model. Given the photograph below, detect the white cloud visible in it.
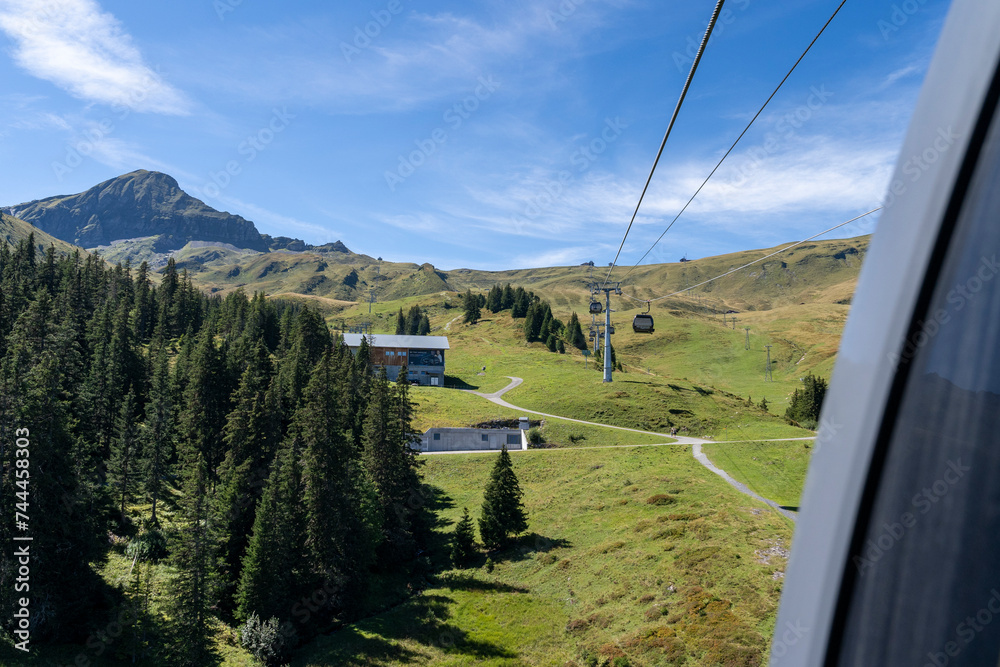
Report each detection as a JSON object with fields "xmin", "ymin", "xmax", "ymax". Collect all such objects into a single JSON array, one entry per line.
[
  {"xmin": 207, "ymin": 194, "xmax": 338, "ymax": 243},
  {"xmin": 0, "ymin": 0, "xmax": 190, "ymax": 114}
]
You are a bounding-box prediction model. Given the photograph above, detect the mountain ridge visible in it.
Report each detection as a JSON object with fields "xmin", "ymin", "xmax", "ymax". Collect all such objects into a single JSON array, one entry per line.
[{"xmin": 5, "ymin": 169, "xmax": 269, "ymax": 253}]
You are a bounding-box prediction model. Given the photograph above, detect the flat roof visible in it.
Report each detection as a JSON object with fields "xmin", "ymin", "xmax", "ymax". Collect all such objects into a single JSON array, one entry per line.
[{"xmin": 342, "ymin": 333, "xmax": 450, "ymax": 350}]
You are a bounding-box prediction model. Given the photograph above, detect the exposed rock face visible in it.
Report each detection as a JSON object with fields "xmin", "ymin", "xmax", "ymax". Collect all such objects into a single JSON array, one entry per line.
[
  {"xmin": 6, "ymin": 170, "xmax": 268, "ymax": 252},
  {"xmin": 262, "ymin": 234, "xmax": 351, "ymax": 254}
]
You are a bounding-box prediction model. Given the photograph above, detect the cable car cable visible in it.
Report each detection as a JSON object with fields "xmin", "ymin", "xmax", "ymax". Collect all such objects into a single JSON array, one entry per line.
[
  {"xmin": 618, "ymin": 0, "xmax": 850, "ymax": 285},
  {"xmin": 601, "ymin": 0, "xmax": 728, "ymax": 290},
  {"xmin": 621, "ymin": 207, "xmax": 880, "ymax": 305}
]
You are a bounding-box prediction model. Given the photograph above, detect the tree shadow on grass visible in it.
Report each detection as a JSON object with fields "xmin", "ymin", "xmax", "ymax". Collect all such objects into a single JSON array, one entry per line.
[
  {"xmin": 490, "ymin": 531, "xmax": 572, "ymax": 564},
  {"xmin": 298, "ymin": 592, "xmax": 517, "ymax": 665},
  {"xmin": 443, "ymin": 376, "xmax": 479, "ymax": 390},
  {"xmin": 432, "ymin": 572, "xmax": 529, "ymax": 593}
]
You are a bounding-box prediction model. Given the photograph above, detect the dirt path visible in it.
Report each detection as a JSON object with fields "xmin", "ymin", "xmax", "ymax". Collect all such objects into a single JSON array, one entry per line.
[{"xmin": 457, "ymin": 376, "xmax": 799, "ymax": 522}]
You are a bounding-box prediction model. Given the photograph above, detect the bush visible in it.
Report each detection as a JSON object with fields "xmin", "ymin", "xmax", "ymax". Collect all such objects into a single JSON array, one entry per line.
[
  {"xmin": 645, "ymin": 494, "xmax": 678, "ymax": 506},
  {"xmin": 239, "ymin": 613, "xmax": 291, "ymax": 666},
  {"xmin": 527, "ymin": 427, "xmax": 544, "ymax": 445},
  {"xmin": 125, "ymin": 527, "xmax": 168, "ymax": 562}
]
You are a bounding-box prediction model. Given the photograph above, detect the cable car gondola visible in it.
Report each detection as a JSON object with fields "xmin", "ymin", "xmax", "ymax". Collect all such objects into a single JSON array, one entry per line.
[
  {"xmin": 633, "ymin": 302, "xmax": 654, "ymax": 333},
  {"xmin": 589, "ymin": 299, "xmax": 603, "ymax": 315}
]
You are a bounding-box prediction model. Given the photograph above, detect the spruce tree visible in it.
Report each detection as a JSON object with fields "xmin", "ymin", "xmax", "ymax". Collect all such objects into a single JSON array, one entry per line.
[
  {"xmin": 478, "ymin": 446, "xmax": 528, "ymax": 550},
  {"xmin": 418, "ymin": 313, "xmax": 431, "ymax": 335},
  {"xmin": 486, "ymin": 285, "xmax": 502, "ymax": 313},
  {"xmin": 216, "ymin": 340, "xmax": 279, "ymax": 615},
  {"xmin": 500, "ymin": 283, "xmax": 514, "ymax": 310},
  {"xmin": 140, "ymin": 346, "xmax": 174, "ymax": 524},
  {"xmin": 236, "ymin": 439, "xmax": 306, "ymax": 624},
  {"xmin": 567, "ymin": 312, "xmax": 587, "ymax": 349},
  {"xmin": 395, "ymin": 308, "xmax": 406, "ymax": 335},
  {"xmin": 362, "ymin": 367, "xmax": 419, "ymax": 562},
  {"xmin": 463, "ymin": 289, "xmax": 481, "ymax": 324},
  {"xmin": 452, "ymin": 508, "xmax": 478, "ymax": 567},
  {"xmin": 109, "ymin": 388, "xmax": 140, "ymax": 523},
  {"xmin": 299, "ymin": 351, "xmax": 378, "ymax": 620},
  {"xmin": 169, "ymin": 437, "xmax": 218, "ymax": 666}
]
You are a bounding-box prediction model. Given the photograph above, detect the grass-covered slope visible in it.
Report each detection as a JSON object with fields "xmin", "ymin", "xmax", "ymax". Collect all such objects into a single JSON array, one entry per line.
[
  {"xmin": 297, "ymin": 444, "xmax": 794, "ymax": 666},
  {"xmin": 0, "ymin": 211, "xmax": 81, "ymax": 255}
]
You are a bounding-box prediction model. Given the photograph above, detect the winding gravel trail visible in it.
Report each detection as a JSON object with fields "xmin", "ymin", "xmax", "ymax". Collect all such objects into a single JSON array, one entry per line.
[{"xmin": 455, "ymin": 376, "xmax": 799, "ymax": 521}]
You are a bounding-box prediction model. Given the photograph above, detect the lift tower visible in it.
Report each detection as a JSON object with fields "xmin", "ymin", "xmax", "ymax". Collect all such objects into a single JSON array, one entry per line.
[{"xmin": 591, "ymin": 283, "xmax": 621, "ymax": 383}]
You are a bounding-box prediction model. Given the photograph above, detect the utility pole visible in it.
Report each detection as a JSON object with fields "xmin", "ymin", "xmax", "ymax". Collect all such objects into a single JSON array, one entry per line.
[
  {"xmin": 744, "ymin": 327, "xmax": 751, "ymax": 350},
  {"xmin": 764, "ymin": 345, "xmax": 773, "ymax": 382},
  {"xmin": 368, "ymin": 259, "xmax": 381, "ymax": 314},
  {"xmin": 590, "ymin": 282, "xmax": 621, "ymax": 383},
  {"xmin": 731, "ymin": 317, "xmax": 737, "ymax": 330}
]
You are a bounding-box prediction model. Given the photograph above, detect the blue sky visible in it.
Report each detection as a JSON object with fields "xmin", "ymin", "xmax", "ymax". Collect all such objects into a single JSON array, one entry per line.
[{"xmin": 0, "ymin": 0, "xmax": 950, "ymax": 270}]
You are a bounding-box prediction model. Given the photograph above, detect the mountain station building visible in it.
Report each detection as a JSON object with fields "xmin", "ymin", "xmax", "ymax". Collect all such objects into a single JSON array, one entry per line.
[{"xmin": 342, "ymin": 334, "xmax": 449, "ymax": 387}]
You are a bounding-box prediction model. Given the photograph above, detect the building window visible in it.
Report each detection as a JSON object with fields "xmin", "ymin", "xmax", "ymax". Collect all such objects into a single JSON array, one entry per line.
[
  {"xmin": 481, "ymin": 434, "xmax": 489, "ymax": 442},
  {"xmin": 386, "ymin": 351, "xmax": 394, "ymax": 357},
  {"xmin": 433, "ymin": 433, "xmax": 440, "ymax": 441},
  {"xmin": 507, "ymin": 434, "xmax": 520, "ymax": 445}
]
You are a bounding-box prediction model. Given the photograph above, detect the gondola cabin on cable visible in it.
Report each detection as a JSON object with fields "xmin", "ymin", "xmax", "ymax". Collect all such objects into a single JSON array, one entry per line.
[
  {"xmin": 589, "ymin": 299, "xmax": 603, "ymax": 314},
  {"xmin": 632, "ymin": 302, "xmax": 654, "ymax": 333}
]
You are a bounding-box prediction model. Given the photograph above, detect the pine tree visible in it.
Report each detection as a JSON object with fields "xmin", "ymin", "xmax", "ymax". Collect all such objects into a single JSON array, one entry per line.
[
  {"xmin": 567, "ymin": 312, "xmax": 587, "ymax": 349},
  {"xmin": 500, "ymin": 283, "xmax": 514, "ymax": 310},
  {"xmin": 784, "ymin": 373, "xmax": 828, "ymax": 428},
  {"xmin": 452, "ymin": 508, "xmax": 478, "ymax": 567},
  {"xmin": 486, "ymin": 285, "xmax": 502, "ymax": 313},
  {"xmin": 300, "ymin": 351, "xmax": 378, "ymax": 620},
  {"xmin": 478, "ymin": 446, "xmax": 528, "ymax": 550},
  {"xmin": 362, "ymin": 367, "xmax": 419, "ymax": 562},
  {"xmin": 216, "ymin": 340, "xmax": 280, "ymax": 615},
  {"xmin": 109, "ymin": 388, "xmax": 140, "ymax": 523},
  {"xmin": 178, "ymin": 323, "xmax": 229, "ymax": 483},
  {"xmin": 418, "ymin": 313, "xmax": 431, "ymax": 335},
  {"xmin": 169, "ymin": 437, "xmax": 218, "ymax": 666},
  {"xmin": 236, "ymin": 439, "xmax": 306, "ymax": 624},
  {"xmin": 395, "ymin": 308, "xmax": 406, "ymax": 335},
  {"xmin": 140, "ymin": 346, "xmax": 174, "ymax": 524},
  {"xmin": 405, "ymin": 305, "xmax": 422, "ymax": 335},
  {"xmin": 463, "ymin": 289, "xmax": 481, "ymax": 324}
]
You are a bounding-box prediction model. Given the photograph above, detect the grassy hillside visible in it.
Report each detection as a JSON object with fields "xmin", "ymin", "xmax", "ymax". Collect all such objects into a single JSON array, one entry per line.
[
  {"xmin": 176, "ymin": 235, "xmax": 867, "ymax": 316},
  {"xmin": 0, "ymin": 211, "xmax": 81, "ymax": 255},
  {"xmin": 297, "ymin": 444, "xmax": 795, "ymax": 666}
]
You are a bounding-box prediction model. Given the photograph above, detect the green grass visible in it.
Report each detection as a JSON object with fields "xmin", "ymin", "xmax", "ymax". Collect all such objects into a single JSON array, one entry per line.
[
  {"xmin": 412, "ymin": 387, "xmax": 671, "ymax": 449},
  {"xmin": 297, "ymin": 444, "xmax": 795, "ymax": 666},
  {"xmin": 701, "ymin": 441, "xmax": 814, "ymax": 509}
]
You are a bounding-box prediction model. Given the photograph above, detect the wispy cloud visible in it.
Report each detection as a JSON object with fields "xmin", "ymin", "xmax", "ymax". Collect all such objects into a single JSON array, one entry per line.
[
  {"xmin": 207, "ymin": 193, "xmax": 338, "ymax": 243},
  {"xmin": 0, "ymin": 0, "xmax": 190, "ymax": 114}
]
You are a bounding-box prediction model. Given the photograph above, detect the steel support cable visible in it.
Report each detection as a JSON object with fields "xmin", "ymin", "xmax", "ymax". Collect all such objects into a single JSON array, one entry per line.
[
  {"xmin": 619, "ymin": 207, "xmax": 880, "ymax": 305},
  {"xmin": 618, "ymin": 0, "xmax": 850, "ymax": 285},
  {"xmin": 601, "ymin": 0, "xmax": 728, "ymax": 289}
]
